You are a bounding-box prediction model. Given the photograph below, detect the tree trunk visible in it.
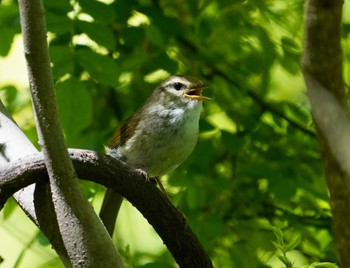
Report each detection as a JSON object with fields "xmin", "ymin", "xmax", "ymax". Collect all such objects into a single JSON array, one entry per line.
[{"xmin": 302, "ymin": 0, "xmax": 350, "ymax": 266}]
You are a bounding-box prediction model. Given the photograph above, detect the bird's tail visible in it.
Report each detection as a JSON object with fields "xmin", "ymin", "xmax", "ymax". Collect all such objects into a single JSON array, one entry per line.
[{"xmin": 99, "ymin": 188, "xmax": 124, "ymax": 237}]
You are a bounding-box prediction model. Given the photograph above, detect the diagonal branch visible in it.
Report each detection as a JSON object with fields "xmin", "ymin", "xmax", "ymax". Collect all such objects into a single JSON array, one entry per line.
[{"xmin": 0, "ymin": 149, "xmax": 214, "ymax": 268}]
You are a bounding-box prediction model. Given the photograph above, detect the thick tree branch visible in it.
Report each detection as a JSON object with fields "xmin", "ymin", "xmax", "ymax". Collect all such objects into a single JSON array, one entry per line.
[
  {"xmin": 302, "ymin": 0, "xmax": 349, "ymax": 266},
  {"xmin": 0, "ymin": 99, "xmax": 39, "ymax": 222},
  {"xmin": 18, "ymin": 0, "xmax": 123, "ymax": 266},
  {"xmin": 0, "ymin": 99, "xmax": 73, "ymax": 265},
  {"xmin": 0, "ymin": 149, "xmax": 213, "ymax": 268}
]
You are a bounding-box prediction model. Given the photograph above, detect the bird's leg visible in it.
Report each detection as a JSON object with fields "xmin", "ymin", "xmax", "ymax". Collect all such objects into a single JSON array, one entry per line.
[
  {"xmin": 153, "ymin": 177, "xmax": 172, "ymax": 202},
  {"xmin": 155, "ymin": 177, "xmax": 166, "ymax": 195},
  {"xmin": 151, "ymin": 177, "xmax": 187, "ymax": 223},
  {"xmin": 135, "ymin": 169, "xmax": 170, "ymax": 199},
  {"xmin": 136, "ymin": 171, "xmax": 171, "ymax": 202}
]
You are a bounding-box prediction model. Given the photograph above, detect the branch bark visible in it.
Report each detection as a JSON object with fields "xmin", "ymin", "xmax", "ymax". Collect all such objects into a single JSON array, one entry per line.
[
  {"xmin": 18, "ymin": 0, "xmax": 123, "ymax": 266},
  {"xmin": 0, "ymin": 149, "xmax": 214, "ymax": 268},
  {"xmin": 302, "ymin": 0, "xmax": 349, "ymax": 266},
  {"xmin": 0, "ymin": 100, "xmax": 73, "ymax": 265}
]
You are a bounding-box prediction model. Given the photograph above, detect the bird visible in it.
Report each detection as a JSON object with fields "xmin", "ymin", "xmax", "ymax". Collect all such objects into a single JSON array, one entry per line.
[{"xmin": 99, "ymin": 75, "xmax": 210, "ymax": 236}]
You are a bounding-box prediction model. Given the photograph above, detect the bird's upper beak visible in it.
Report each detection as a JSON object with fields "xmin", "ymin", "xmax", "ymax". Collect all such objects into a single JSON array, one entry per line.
[{"xmin": 183, "ymin": 85, "xmax": 211, "ymax": 101}]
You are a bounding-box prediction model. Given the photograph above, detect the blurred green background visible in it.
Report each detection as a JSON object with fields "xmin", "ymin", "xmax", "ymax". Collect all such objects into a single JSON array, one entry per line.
[{"xmin": 1, "ymin": 0, "xmax": 349, "ymax": 267}]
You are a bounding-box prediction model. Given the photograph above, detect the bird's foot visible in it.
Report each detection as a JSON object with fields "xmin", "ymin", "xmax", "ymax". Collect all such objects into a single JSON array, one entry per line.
[{"xmin": 135, "ymin": 168, "xmax": 149, "ymax": 181}]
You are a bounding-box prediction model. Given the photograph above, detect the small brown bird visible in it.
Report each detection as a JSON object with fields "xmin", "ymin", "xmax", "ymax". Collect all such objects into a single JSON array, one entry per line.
[{"xmin": 99, "ymin": 75, "xmax": 210, "ymax": 236}]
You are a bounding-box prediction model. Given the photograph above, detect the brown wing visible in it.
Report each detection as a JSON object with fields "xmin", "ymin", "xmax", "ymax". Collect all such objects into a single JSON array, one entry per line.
[
  {"xmin": 108, "ymin": 86, "xmax": 159, "ymax": 149},
  {"xmin": 107, "ymin": 113, "xmax": 140, "ymax": 148}
]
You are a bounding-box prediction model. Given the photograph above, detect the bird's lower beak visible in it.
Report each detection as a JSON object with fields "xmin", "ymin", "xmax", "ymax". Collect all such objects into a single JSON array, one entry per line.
[{"xmin": 183, "ymin": 85, "xmax": 211, "ymax": 101}]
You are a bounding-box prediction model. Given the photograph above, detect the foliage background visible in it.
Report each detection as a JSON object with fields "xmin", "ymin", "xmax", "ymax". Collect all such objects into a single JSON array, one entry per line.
[{"xmin": 1, "ymin": 0, "xmax": 349, "ymax": 267}]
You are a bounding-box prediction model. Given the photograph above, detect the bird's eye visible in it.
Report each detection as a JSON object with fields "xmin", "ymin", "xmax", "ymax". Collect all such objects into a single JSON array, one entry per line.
[{"xmin": 173, "ymin": 82, "xmax": 185, "ymax": 91}]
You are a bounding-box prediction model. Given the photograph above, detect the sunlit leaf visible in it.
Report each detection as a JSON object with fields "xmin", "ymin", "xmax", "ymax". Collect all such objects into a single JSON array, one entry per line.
[
  {"xmin": 75, "ymin": 49, "xmax": 119, "ymax": 87},
  {"xmin": 79, "ymin": 0, "xmax": 116, "ymax": 24},
  {"xmin": 50, "ymin": 45, "xmax": 75, "ymax": 80},
  {"xmin": 56, "ymin": 77, "xmax": 93, "ymax": 136},
  {"xmin": 76, "ymin": 21, "xmax": 116, "ymax": 50},
  {"xmin": 285, "ymin": 237, "xmax": 301, "ymax": 252}
]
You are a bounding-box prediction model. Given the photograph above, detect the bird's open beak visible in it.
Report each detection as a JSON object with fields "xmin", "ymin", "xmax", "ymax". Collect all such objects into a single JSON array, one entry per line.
[{"xmin": 183, "ymin": 85, "xmax": 211, "ymax": 101}]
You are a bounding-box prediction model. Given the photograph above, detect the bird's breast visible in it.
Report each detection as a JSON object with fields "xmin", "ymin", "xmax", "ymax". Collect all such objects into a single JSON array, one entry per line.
[{"xmin": 116, "ymin": 103, "xmax": 202, "ymax": 177}]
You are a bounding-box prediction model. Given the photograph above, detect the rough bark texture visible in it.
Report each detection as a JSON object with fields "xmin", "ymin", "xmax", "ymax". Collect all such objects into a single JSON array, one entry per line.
[
  {"xmin": 0, "ymin": 98, "xmax": 77, "ymax": 265},
  {"xmin": 0, "ymin": 100, "xmax": 74, "ymax": 265},
  {"xmin": 18, "ymin": 0, "xmax": 124, "ymax": 266},
  {"xmin": 302, "ymin": 0, "xmax": 350, "ymax": 266},
  {"xmin": 0, "ymin": 149, "xmax": 214, "ymax": 268}
]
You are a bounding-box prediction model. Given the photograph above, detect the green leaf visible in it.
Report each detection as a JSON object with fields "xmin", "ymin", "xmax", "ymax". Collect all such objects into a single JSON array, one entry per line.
[
  {"xmin": 185, "ymin": 185, "xmax": 206, "ymax": 209},
  {"xmin": 120, "ymin": 48, "xmax": 149, "ymax": 71},
  {"xmin": 76, "ymin": 20, "xmax": 116, "ymax": 50},
  {"xmin": 281, "ymin": 36, "xmax": 300, "ymax": 54},
  {"xmin": 285, "ymin": 237, "xmax": 301, "ymax": 252},
  {"xmin": 311, "ymin": 263, "xmax": 339, "ymax": 268},
  {"xmin": 0, "ymin": 27, "xmax": 17, "ymax": 56},
  {"xmin": 121, "ymin": 26, "xmax": 145, "ymax": 46},
  {"xmin": 79, "ymin": 0, "xmax": 116, "ymax": 24},
  {"xmin": 75, "ymin": 49, "xmax": 119, "ymax": 87},
  {"xmin": 221, "ymin": 131, "xmax": 244, "ymax": 152},
  {"xmin": 0, "ymin": 4, "xmax": 20, "ymax": 56},
  {"xmin": 46, "ymin": 11, "xmax": 74, "ymax": 34},
  {"xmin": 0, "ymin": 3, "xmax": 19, "ymax": 22},
  {"xmin": 49, "ymin": 46, "xmax": 74, "ymax": 80},
  {"xmin": 271, "ymin": 241, "xmax": 284, "ymax": 252},
  {"xmin": 268, "ymin": 174, "xmax": 297, "ymax": 199},
  {"xmin": 277, "ymin": 255, "xmax": 293, "ymax": 266},
  {"xmin": 44, "ymin": 0, "xmax": 72, "ymax": 14},
  {"xmin": 146, "ymin": 24, "xmax": 165, "ymax": 47},
  {"xmin": 280, "ymin": 36, "xmax": 301, "ymax": 74},
  {"xmin": 280, "ymin": 55, "xmax": 300, "ymax": 75},
  {"xmin": 0, "ymin": 85, "xmax": 17, "ymax": 106},
  {"xmin": 272, "ymin": 227, "xmax": 284, "ymax": 246},
  {"xmin": 343, "ymin": 23, "xmax": 350, "ymax": 37},
  {"xmin": 144, "ymin": 52, "xmax": 178, "ymax": 74},
  {"xmin": 56, "ymin": 77, "xmax": 93, "ymax": 136}
]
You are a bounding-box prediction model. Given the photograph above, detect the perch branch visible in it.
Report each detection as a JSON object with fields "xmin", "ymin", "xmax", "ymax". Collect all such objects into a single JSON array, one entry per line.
[{"xmin": 0, "ymin": 149, "xmax": 213, "ymax": 268}]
